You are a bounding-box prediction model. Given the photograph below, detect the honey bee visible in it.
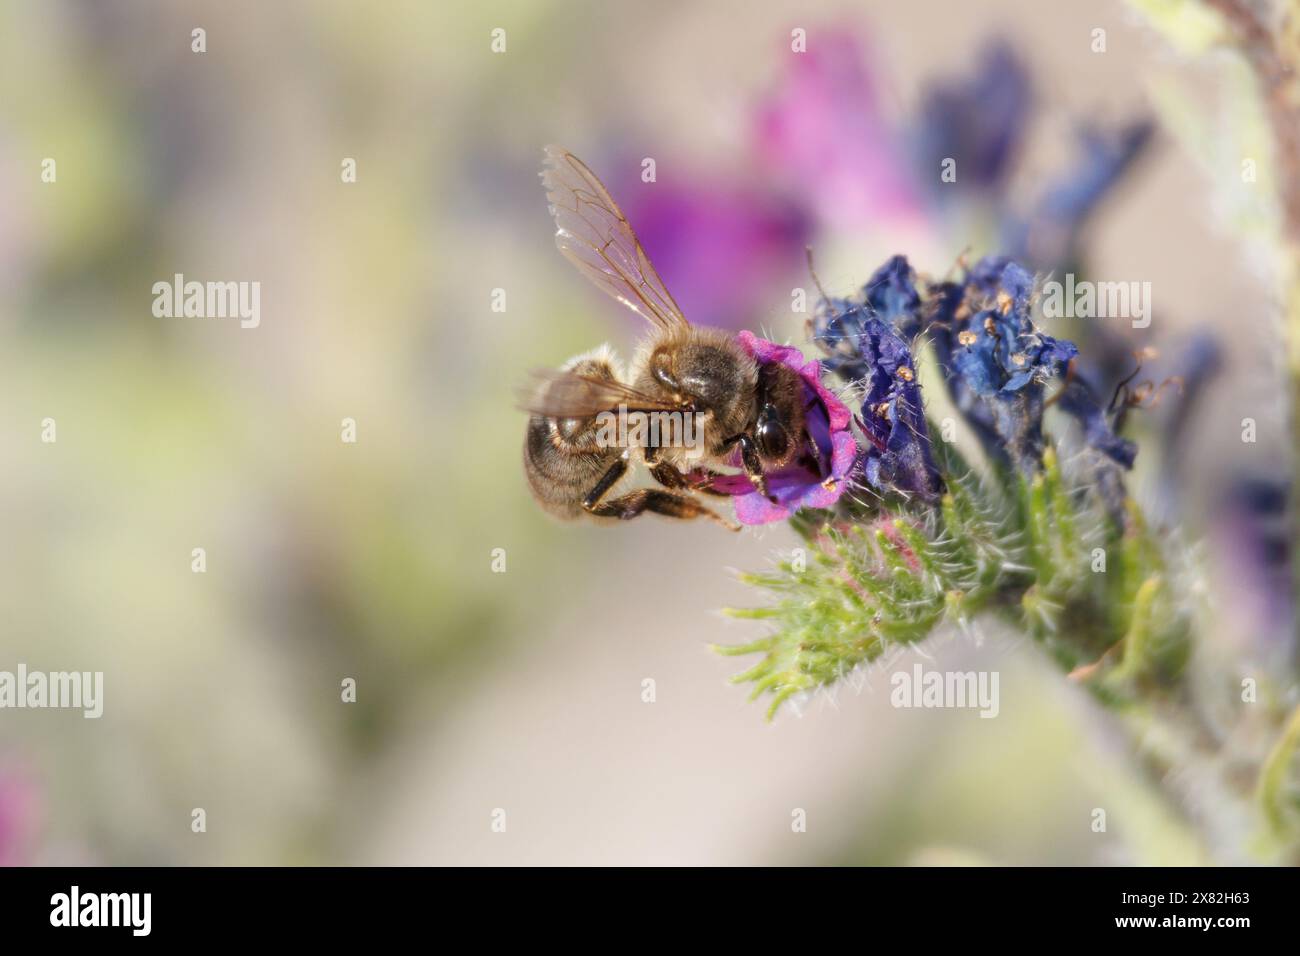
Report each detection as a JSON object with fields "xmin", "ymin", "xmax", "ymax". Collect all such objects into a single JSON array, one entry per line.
[{"xmin": 521, "ymin": 145, "xmax": 812, "ymax": 530}]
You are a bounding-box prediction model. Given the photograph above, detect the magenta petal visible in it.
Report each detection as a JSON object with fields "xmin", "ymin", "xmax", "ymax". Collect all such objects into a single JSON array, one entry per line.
[
  {"xmin": 829, "ymin": 429, "xmax": 859, "ymax": 480},
  {"xmin": 706, "ymin": 472, "xmax": 760, "ymax": 495},
  {"xmin": 736, "ymin": 331, "xmax": 852, "ymax": 433},
  {"xmin": 735, "ymin": 329, "xmax": 805, "ymax": 368},
  {"xmin": 734, "ymin": 491, "xmax": 796, "ymax": 525},
  {"xmin": 702, "ymin": 332, "xmax": 862, "ymax": 525}
]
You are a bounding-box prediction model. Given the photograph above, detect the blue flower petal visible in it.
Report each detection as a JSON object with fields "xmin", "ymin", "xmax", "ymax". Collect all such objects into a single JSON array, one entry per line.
[{"xmin": 812, "ymin": 259, "xmax": 941, "ymax": 501}]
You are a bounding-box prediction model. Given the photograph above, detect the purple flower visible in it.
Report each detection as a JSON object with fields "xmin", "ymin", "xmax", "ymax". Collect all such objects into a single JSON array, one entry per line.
[
  {"xmin": 615, "ymin": 163, "xmax": 811, "ymax": 330},
  {"xmin": 813, "ymin": 256, "xmax": 921, "ymax": 379},
  {"xmin": 1055, "ymin": 378, "xmax": 1137, "ymax": 469},
  {"xmin": 922, "ymin": 258, "xmax": 1141, "ymax": 523},
  {"xmin": 701, "ymin": 331, "xmax": 859, "ymax": 524},
  {"xmin": 1003, "ymin": 119, "xmax": 1154, "ymax": 269},
  {"xmin": 749, "ymin": 27, "xmax": 1151, "ymax": 278},
  {"xmin": 812, "ymin": 257, "xmax": 941, "ymax": 501},
  {"xmin": 860, "ymin": 254, "xmax": 924, "ymax": 337},
  {"xmin": 1212, "ymin": 477, "xmax": 1294, "ymax": 640},
  {"xmin": 930, "ymin": 258, "xmax": 1076, "ymax": 470},
  {"xmin": 915, "ymin": 41, "xmax": 1032, "ymax": 200}
]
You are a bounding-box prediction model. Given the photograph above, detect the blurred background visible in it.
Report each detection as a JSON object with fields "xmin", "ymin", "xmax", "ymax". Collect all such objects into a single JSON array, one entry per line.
[{"xmin": 0, "ymin": 0, "xmax": 1291, "ymax": 865}]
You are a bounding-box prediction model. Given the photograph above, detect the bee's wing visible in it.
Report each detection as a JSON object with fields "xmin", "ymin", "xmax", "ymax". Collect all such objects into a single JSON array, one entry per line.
[
  {"xmin": 518, "ymin": 368, "xmax": 685, "ymax": 418},
  {"xmin": 541, "ymin": 145, "xmax": 691, "ymax": 334}
]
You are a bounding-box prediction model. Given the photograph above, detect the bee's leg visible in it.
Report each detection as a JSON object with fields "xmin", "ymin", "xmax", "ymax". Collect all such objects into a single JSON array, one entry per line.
[
  {"xmin": 581, "ymin": 453, "xmax": 737, "ymax": 529},
  {"xmin": 648, "ymin": 459, "xmax": 730, "ymax": 497},
  {"xmin": 722, "ymin": 433, "xmax": 776, "ymax": 502},
  {"xmin": 581, "ymin": 453, "xmax": 630, "ymax": 512},
  {"xmin": 588, "ymin": 488, "xmax": 740, "ymax": 531},
  {"xmin": 647, "ymin": 457, "xmax": 682, "ymax": 486},
  {"xmin": 643, "ymin": 445, "xmax": 696, "ymax": 490}
]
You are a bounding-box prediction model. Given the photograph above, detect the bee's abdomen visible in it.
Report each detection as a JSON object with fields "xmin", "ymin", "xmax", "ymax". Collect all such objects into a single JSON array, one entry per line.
[{"xmin": 523, "ymin": 415, "xmax": 621, "ymax": 520}]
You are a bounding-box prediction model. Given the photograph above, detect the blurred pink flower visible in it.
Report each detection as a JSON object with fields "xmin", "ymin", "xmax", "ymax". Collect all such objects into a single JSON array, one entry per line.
[
  {"xmin": 617, "ymin": 166, "xmax": 811, "ymax": 330},
  {"xmin": 754, "ymin": 30, "xmax": 922, "ymax": 229}
]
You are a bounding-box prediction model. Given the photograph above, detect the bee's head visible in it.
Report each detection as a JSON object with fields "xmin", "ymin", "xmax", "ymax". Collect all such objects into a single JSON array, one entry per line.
[
  {"xmin": 751, "ymin": 361, "xmax": 806, "ymax": 468},
  {"xmin": 756, "ymin": 403, "xmax": 790, "ymax": 460}
]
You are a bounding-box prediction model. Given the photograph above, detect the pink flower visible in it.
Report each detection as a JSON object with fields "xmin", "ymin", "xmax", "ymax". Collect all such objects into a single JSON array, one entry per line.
[
  {"xmin": 702, "ymin": 331, "xmax": 860, "ymax": 524},
  {"xmin": 754, "ymin": 31, "xmax": 922, "ymax": 229},
  {"xmin": 616, "ymin": 167, "xmax": 811, "ymax": 330}
]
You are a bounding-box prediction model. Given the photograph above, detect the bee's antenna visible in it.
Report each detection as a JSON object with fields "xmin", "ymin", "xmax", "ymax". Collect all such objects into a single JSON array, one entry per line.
[{"xmin": 805, "ymin": 245, "xmax": 830, "ymax": 302}]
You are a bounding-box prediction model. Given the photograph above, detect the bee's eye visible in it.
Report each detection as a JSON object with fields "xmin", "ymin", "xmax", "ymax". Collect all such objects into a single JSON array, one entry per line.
[{"xmin": 756, "ymin": 419, "xmax": 789, "ymax": 459}]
